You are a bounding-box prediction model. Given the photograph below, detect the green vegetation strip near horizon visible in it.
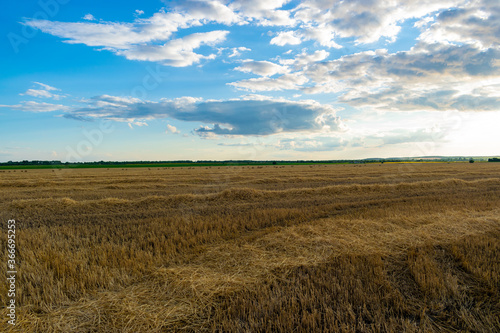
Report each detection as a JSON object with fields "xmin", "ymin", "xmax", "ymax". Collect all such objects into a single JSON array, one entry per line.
[{"xmin": 0, "ymin": 158, "xmax": 500, "ymax": 170}]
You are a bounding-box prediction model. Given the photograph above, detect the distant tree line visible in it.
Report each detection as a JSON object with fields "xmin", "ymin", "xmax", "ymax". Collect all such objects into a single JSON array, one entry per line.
[
  {"xmin": 2, "ymin": 157, "xmax": 499, "ymax": 167},
  {"xmin": 1, "ymin": 160, "xmax": 63, "ymax": 165}
]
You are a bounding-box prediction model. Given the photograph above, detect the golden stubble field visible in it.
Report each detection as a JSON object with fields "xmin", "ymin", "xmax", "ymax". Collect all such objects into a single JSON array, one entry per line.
[{"xmin": 0, "ymin": 162, "xmax": 499, "ymax": 332}]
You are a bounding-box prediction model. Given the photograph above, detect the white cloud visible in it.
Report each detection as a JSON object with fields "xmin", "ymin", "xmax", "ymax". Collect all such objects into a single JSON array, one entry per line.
[
  {"xmin": 231, "ymin": 50, "xmax": 329, "ymax": 92},
  {"xmin": 0, "ymin": 101, "xmax": 70, "ymax": 112},
  {"xmin": 372, "ymin": 128, "xmax": 447, "ymax": 146},
  {"xmin": 270, "ymin": 31, "xmax": 302, "ymax": 46},
  {"xmin": 414, "ymin": 16, "xmax": 435, "ymax": 29},
  {"xmin": 172, "ymin": 0, "xmax": 242, "ymax": 25},
  {"xmin": 274, "ymin": 121, "xmax": 452, "ymax": 152},
  {"xmin": 229, "ymin": 40, "xmax": 500, "ymax": 112},
  {"xmin": 279, "ymin": 50, "xmax": 329, "ymax": 69},
  {"xmin": 229, "ymin": 46, "xmax": 251, "ymax": 58},
  {"xmin": 278, "ymin": 136, "xmax": 346, "ymax": 152},
  {"xmin": 418, "ymin": 0, "xmax": 500, "ymax": 49},
  {"xmin": 128, "ymin": 121, "xmax": 148, "ymax": 128},
  {"xmin": 20, "ymin": 82, "xmax": 64, "ymax": 100},
  {"xmin": 19, "ymin": 0, "xmax": 500, "ymax": 115},
  {"xmin": 301, "ymin": 25, "xmax": 342, "ymax": 48},
  {"xmin": 229, "ymin": 0, "xmax": 295, "ymax": 26},
  {"xmin": 25, "ymin": 10, "xmax": 226, "ymax": 67},
  {"xmin": 288, "ymin": 0, "xmax": 464, "ymax": 46},
  {"xmin": 23, "ymin": 89, "xmax": 54, "ymax": 98},
  {"xmin": 116, "ymin": 30, "xmax": 229, "ymax": 67},
  {"xmin": 235, "ymin": 60, "xmax": 289, "ymax": 76},
  {"xmin": 26, "ymin": 19, "xmax": 158, "ymax": 49},
  {"xmin": 229, "ymin": 73, "xmax": 308, "ymax": 91},
  {"xmin": 33, "ymin": 82, "xmax": 58, "ymax": 91},
  {"xmin": 25, "ymin": 0, "xmax": 492, "ymax": 63},
  {"xmin": 135, "ymin": 10, "xmax": 144, "ymax": 16},
  {"xmin": 307, "ymin": 43, "xmax": 500, "ymax": 111},
  {"xmin": 83, "ymin": 14, "xmax": 96, "ymax": 21},
  {"xmin": 166, "ymin": 124, "xmax": 180, "ymax": 134},
  {"xmin": 90, "ymin": 95, "xmax": 142, "ymax": 107},
  {"xmin": 271, "ymin": 26, "xmax": 342, "ymax": 48}
]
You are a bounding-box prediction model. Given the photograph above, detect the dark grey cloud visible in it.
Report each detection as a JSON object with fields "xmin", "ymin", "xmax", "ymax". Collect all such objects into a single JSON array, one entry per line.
[
  {"xmin": 464, "ymin": 48, "xmax": 499, "ymax": 75},
  {"xmin": 64, "ymin": 96, "xmax": 344, "ymax": 136}
]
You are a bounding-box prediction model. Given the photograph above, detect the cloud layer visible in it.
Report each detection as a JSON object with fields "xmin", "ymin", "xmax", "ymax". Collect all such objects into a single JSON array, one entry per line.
[
  {"xmin": 0, "ymin": 101, "xmax": 70, "ymax": 112},
  {"xmin": 25, "ymin": 9, "xmax": 230, "ymax": 67},
  {"xmin": 9, "ymin": 0, "xmax": 500, "ymax": 157},
  {"xmin": 20, "ymin": 82, "xmax": 64, "ymax": 100},
  {"xmin": 229, "ymin": 0, "xmax": 500, "ymax": 112},
  {"xmin": 64, "ymin": 95, "xmax": 345, "ymax": 136}
]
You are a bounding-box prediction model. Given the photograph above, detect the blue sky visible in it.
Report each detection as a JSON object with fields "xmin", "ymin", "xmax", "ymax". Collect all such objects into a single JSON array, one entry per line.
[{"xmin": 1, "ymin": 0, "xmax": 499, "ymax": 162}]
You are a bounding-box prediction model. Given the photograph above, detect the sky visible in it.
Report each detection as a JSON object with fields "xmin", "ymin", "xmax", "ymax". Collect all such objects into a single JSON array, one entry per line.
[{"xmin": 0, "ymin": 0, "xmax": 499, "ymax": 162}]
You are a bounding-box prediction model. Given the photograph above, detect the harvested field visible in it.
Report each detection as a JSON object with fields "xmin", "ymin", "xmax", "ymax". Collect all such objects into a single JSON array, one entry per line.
[{"xmin": 1, "ymin": 162, "xmax": 499, "ymax": 332}]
